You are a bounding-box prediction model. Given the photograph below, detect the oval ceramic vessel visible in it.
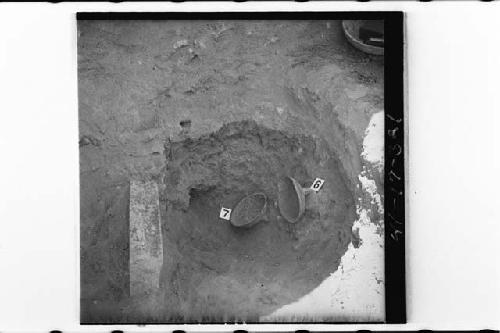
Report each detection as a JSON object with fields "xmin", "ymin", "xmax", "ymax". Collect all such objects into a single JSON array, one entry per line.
[
  {"xmin": 278, "ymin": 176, "xmax": 307, "ymax": 224},
  {"xmin": 230, "ymin": 192, "xmax": 268, "ymax": 228}
]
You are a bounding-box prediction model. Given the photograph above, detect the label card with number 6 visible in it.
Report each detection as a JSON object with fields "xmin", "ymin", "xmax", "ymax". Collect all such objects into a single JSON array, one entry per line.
[
  {"xmin": 219, "ymin": 207, "xmax": 232, "ymax": 220},
  {"xmin": 310, "ymin": 178, "xmax": 325, "ymax": 192}
]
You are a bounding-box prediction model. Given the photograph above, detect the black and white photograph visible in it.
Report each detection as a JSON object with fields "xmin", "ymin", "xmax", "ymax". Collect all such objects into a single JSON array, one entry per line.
[
  {"xmin": 78, "ymin": 13, "xmax": 403, "ymax": 324},
  {"xmin": 2, "ymin": 2, "xmax": 500, "ymax": 332}
]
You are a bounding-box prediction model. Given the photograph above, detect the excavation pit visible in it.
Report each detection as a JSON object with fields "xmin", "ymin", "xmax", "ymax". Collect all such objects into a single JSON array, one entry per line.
[{"xmin": 161, "ymin": 120, "xmax": 356, "ymax": 320}]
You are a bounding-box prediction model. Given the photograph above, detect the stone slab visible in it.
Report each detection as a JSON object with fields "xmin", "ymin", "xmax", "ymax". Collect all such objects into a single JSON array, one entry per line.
[{"xmin": 129, "ymin": 179, "xmax": 163, "ymax": 297}]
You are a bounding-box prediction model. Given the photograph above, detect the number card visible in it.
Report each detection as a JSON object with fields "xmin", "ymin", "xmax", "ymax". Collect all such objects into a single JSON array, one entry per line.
[
  {"xmin": 310, "ymin": 178, "xmax": 325, "ymax": 192},
  {"xmin": 219, "ymin": 207, "xmax": 232, "ymax": 220}
]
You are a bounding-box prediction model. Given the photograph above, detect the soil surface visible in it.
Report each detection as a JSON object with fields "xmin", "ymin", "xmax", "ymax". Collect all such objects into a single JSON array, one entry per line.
[{"xmin": 78, "ymin": 20, "xmax": 383, "ymax": 323}]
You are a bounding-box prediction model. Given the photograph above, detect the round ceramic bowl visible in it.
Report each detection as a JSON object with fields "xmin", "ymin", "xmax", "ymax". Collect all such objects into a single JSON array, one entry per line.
[{"xmin": 342, "ymin": 20, "xmax": 384, "ymax": 56}]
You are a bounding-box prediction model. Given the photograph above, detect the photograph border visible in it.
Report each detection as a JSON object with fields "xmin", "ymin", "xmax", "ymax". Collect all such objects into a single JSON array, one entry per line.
[{"xmin": 77, "ymin": 10, "xmax": 406, "ymax": 325}]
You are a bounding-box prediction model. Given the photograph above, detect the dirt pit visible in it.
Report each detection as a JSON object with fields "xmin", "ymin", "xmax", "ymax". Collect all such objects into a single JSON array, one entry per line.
[{"xmin": 160, "ymin": 120, "xmax": 356, "ymax": 321}]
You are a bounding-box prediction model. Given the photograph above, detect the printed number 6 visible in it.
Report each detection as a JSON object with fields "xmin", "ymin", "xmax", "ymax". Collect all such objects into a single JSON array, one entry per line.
[{"xmin": 310, "ymin": 178, "xmax": 325, "ymax": 192}]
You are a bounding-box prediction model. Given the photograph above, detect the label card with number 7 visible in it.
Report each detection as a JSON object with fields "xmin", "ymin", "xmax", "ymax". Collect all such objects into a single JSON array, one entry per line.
[
  {"xmin": 219, "ymin": 207, "xmax": 232, "ymax": 220},
  {"xmin": 310, "ymin": 178, "xmax": 325, "ymax": 192}
]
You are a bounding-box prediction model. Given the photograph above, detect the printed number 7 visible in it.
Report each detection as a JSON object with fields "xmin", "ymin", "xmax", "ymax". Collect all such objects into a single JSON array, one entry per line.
[{"xmin": 220, "ymin": 207, "xmax": 232, "ymax": 220}]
